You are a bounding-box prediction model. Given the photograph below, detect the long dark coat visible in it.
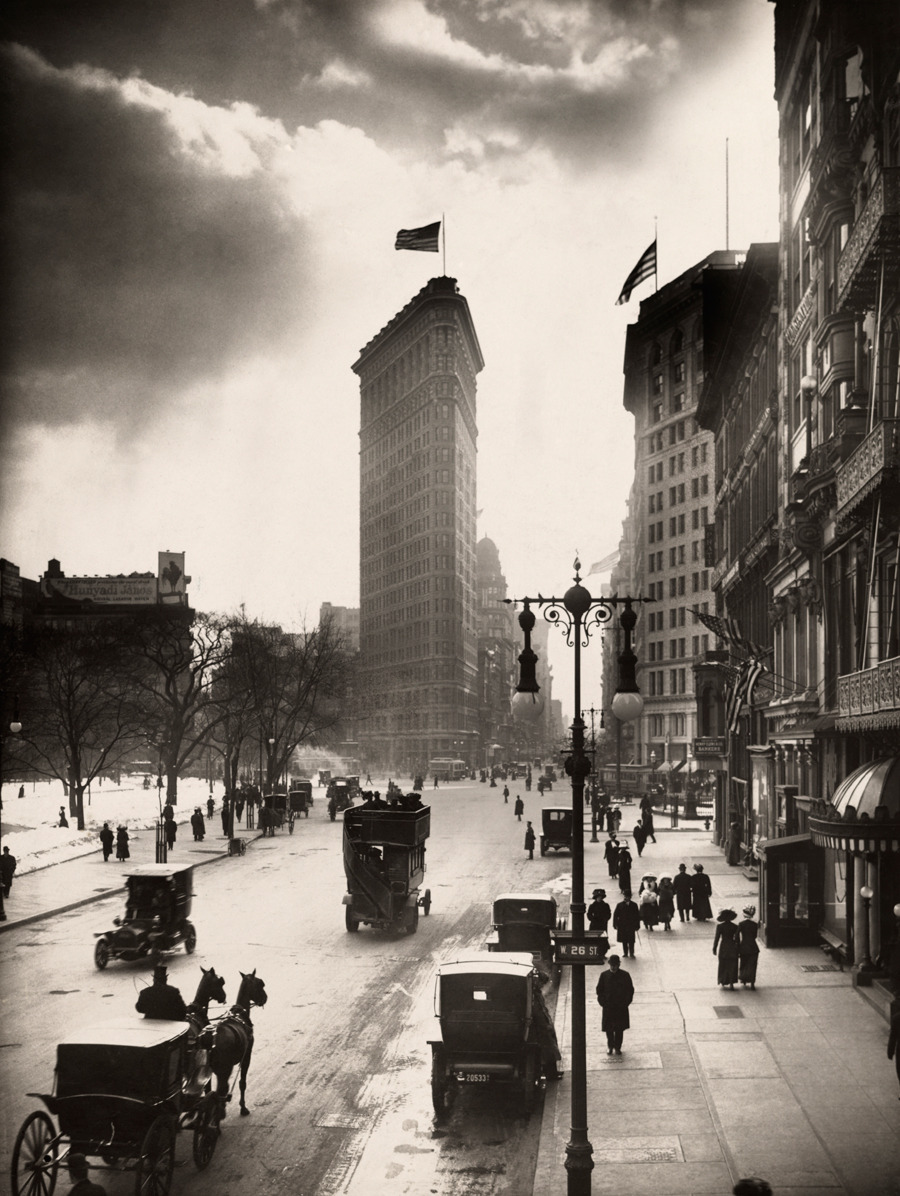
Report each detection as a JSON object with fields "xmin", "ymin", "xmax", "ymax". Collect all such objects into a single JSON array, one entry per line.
[
  {"xmin": 713, "ymin": 920, "xmax": 740, "ymax": 985},
  {"xmin": 595, "ymin": 966, "xmax": 634, "ymax": 1032},
  {"xmin": 613, "ymin": 898, "xmax": 641, "ymax": 945},
  {"xmin": 524, "ymin": 825, "xmax": 536, "ymax": 851},
  {"xmin": 690, "ymin": 870, "xmax": 713, "ymax": 920},
  {"xmin": 604, "ymin": 838, "xmax": 620, "ymax": 877},
  {"xmin": 738, "ymin": 918, "xmax": 760, "ymax": 983},
  {"xmin": 587, "ymin": 898, "xmax": 611, "ymax": 934},
  {"xmin": 672, "ymin": 870, "xmax": 692, "ymax": 911},
  {"xmin": 115, "ymin": 828, "xmax": 130, "ymax": 861},
  {"xmin": 99, "ymin": 825, "xmax": 114, "ymax": 860}
]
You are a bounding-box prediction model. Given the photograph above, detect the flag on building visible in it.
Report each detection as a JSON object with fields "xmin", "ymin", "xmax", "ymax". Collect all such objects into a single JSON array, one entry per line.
[
  {"xmin": 588, "ymin": 550, "xmax": 619, "ymax": 575},
  {"xmin": 395, "ymin": 221, "xmax": 441, "ymax": 252},
  {"xmin": 725, "ymin": 657, "xmax": 766, "ymax": 735},
  {"xmin": 689, "ymin": 607, "xmax": 769, "ymax": 659},
  {"xmin": 616, "ymin": 240, "xmax": 656, "ymax": 304}
]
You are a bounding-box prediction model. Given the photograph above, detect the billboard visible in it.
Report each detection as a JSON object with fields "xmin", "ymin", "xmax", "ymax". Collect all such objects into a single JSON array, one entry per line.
[
  {"xmin": 158, "ymin": 552, "xmax": 186, "ymax": 600},
  {"xmin": 40, "ymin": 574, "xmax": 157, "ymax": 605}
]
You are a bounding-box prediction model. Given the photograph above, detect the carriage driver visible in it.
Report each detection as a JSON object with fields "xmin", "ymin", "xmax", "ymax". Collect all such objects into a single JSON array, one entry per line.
[{"xmin": 136, "ymin": 964, "xmax": 187, "ymax": 1020}]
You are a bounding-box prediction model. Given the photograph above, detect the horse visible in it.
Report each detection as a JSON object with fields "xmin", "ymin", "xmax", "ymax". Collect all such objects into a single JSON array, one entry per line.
[
  {"xmin": 209, "ymin": 969, "xmax": 268, "ymax": 1117},
  {"xmin": 185, "ymin": 965, "xmax": 227, "ymax": 1036}
]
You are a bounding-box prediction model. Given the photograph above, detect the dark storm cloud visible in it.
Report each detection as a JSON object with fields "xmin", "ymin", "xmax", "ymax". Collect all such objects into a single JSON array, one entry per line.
[{"xmin": 0, "ymin": 42, "xmax": 309, "ymax": 436}]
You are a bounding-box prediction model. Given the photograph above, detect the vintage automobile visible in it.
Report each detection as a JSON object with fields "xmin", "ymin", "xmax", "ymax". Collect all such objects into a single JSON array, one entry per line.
[
  {"xmin": 485, "ymin": 892, "xmax": 563, "ymax": 986},
  {"xmin": 428, "ymin": 954, "xmax": 562, "ymax": 1117},
  {"xmin": 94, "ymin": 864, "xmax": 196, "ymax": 970},
  {"xmin": 342, "ymin": 799, "xmax": 431, "ymax": 933},
  {"xmin": 288, "ymin": 782, "xmax": 313, "ymax": 830},
  {"xmin": 11, "ymin": 1016, "xmax": 220, "ymax": 1196},
  {"xmin": 539, "ymin": 807, "xmax": 573, "ymax": 856},
  {"xmin": 327, "ymin": 777, "xmax": 356, "ymax": 820}
]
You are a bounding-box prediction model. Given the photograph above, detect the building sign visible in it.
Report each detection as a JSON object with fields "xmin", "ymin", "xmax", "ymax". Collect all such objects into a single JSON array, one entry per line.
[
  {"xmin": 40, "ymin": 575, "xmax": 158, "ymax": 605},
  {"xmin": 554, "ymin": 932, "xmax": 606, "ymax": 965},
  {"xmin": 158, "ymin": 552, "xmax": 186, "ymax": 597},
  {"xmin": 693, "ymin": 736, "xmax": 726, "ymax": 757}
]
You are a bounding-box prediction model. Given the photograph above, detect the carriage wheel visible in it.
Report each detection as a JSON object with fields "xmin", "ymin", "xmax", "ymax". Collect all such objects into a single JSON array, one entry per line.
[
  {"xmin": 240, "ymin": 839, "xmax": 246, "ymax": 855},
  {"xmin": 521, "ymin": 1047, "xmax": 539, "ymax": 1116},
  {"xmin": 288, "ymin": 814, "xmax": 295, "ymax": 834},
  {"xmin": 430, "ymin": 1047, "xmax": 456, "ymax": 1118},
  {"xmin": 94, "ymin": 936, "xmax": 110, "ymax": 970},
  {"xmin": 191, "ymin": 1099, "xmax": 220, "ymax": 1171},
  {"xmin": 11, "ymin": 1111, "xmax": 59, "ymax": 1196},
  {"xmin": 135, "ymin": 1115, "xmax": 176, "ymax": 1196},
  {"xmin": 421, "ymin": 889, "xmax": 432, "ymax": 916},
  {"xmin": 405, "ymin": 903, "xmax": 419, "ymax": 935},
  {"xmin": 345, "ymin": 906, "xmax": 360, "ymax": 932},
  {"xmin": 183, "ymin": 922, "xmax": 197, "ymax": 954}
]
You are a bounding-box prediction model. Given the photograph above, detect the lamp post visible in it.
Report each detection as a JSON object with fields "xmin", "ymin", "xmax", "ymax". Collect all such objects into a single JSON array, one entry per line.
[
  {"xmin": 858, "ymin": 884, "xmax": 875, "ymax": 977},
  {"xmin": 507, "ymin": 560, "xmax": 646, "ymax": 1196},
  {"xmin": 0, "ymin": 701, "xmax": 23, "ymax": 922}
]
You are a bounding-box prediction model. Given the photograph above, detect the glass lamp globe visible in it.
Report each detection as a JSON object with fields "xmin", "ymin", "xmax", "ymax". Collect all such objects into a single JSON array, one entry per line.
[
  {"xmin": 611, "ymin": 691, "xmax": 644, "ymax": 723},
  {"xmin": 511, "ymin": 690, "xmax": 545, "ymax": 724}
]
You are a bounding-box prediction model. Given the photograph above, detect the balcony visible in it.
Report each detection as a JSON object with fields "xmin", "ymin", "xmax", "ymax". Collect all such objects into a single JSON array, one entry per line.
[
  {"xmin": 834, "ymin": 419, "xmax": 900, "ymax": 523},
  {"xmin": 837, "ymin": 655, "xmax": 900, "ymax": 731},
  {"xmin": 837, "ymin": 166, "xmax": 900, "ymax": 312}
]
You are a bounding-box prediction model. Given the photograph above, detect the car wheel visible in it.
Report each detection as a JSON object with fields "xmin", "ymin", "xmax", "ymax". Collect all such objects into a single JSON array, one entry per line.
[
  {"xmin": 11, "ymin": 1110, "xmax": 58, "ymax": 1196},
  {"xmin": 421, "ymin": 889, "xmax": 432, "ymax": 916},
  {"xmin": 431, "ymin": 1048, "xmax": 456, "ymax": 1118},
  {"xmin": 345, "ymin": 906, "xmax": 360, "ymax": 932},
  {"xmin": 184, "ymin": 922, "xmax": 197, "ymax": 954},
  {"xmin": 521, "ymin": 1047, "xmax": 539, "ymax": 1115},
  {"xmin": 94, "ymin": 937, "xmax": 110, "ymax": 970},
  {"xmin": 406, "ymin": 903, "xmax": 419, "ymax": 935}
]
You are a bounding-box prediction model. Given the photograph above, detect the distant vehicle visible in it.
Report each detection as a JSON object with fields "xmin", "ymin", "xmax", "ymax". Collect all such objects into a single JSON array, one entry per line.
[
  {"xmin": 288, "ymin": 782, "xmax": 313, "ymax": 831},
  {"xmin": 429, "ymin": 758, "xmax": 467, "ymax": 782},
  {"xmin": 327, "ymin": 777, "xmax": 356, "ymax": 820},
  {"xmin": 485, "ymin": 892, "xmax": 562, "ymax": 986},
  {"xmin": 539, "ymin": 807, "xmax": 573, "ymax": 856},
  {"xmin": 342, "ymin": 800, "xmax": 432, "ymax": 933},
  {"xmin": 93, "ymin": 864, "xmax": 196, "ymax": 970}
]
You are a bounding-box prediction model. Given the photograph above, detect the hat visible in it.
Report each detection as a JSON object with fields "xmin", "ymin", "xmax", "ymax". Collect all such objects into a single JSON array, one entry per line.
[
  {"xmin": 743, "ymin": 904, "xmax": 756, "ymax": 917},
  {"xmin": 693, "ymin": 863, "xmax": 704, "ymax": 872},
  {"xmin": 153, "ymin": 964, "xmax": 168, "ymax": 981},
  {"xmin": 678, "ymin": 863, "xmax": 687, "ymax": 870},
  {"xmin": 592, "ymin": 889, "xmax": 606, "ymax": 898},
  {"xmin": 717, "ymin": 908, "xmax": 737, "ymax": 922}
]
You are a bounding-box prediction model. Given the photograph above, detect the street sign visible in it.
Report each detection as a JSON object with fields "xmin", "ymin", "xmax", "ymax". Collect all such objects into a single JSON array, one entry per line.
[{"xmin": 554, "ymin": 932, "xmax": 606, "ymax": 965}]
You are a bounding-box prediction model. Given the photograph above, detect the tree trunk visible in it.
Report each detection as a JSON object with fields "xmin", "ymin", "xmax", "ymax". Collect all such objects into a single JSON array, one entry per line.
[{"xmin": 75, "ymin": 782, "xmax": 87, "ymax": 831}]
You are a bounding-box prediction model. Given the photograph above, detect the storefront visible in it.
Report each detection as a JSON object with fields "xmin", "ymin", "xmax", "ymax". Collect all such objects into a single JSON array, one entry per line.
[{"xmin": 756, "ymin": 832, "xmax": 824, "ymax": 947}]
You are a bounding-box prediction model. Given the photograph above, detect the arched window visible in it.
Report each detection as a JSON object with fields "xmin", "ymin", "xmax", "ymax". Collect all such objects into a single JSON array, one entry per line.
[
  {"xmin": 671, "ymin": 329, "xmax": 685, "ymax": 355},
  {"xmin": 651, "ymin": 342, "xmax": 662, "ymax": 366}
]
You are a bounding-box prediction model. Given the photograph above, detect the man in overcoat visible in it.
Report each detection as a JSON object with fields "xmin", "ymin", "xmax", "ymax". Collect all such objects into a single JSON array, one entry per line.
[
  {"xmin": 595, "ymin": 955, "xmax": 634, "ymax": 1054},
  {"xmin": 672, "ymin": 862, "xmax": 693, "ymax": 921},
  {"xmin": 612, "ymin": 891, "xmax": 641, "ymax": 958},
  {"xmin": 135, "ymin": 965, "xmax": 187, "ymax": 1020},
  {"xmin": 604, "ymin": 834, "xmax": 620, "ymax": 878}
]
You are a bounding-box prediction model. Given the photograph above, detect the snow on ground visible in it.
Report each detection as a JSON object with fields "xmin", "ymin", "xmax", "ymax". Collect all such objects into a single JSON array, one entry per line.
[{"xmin": 1, "ymin": 776, "xmax": 213, "ymax": 876}]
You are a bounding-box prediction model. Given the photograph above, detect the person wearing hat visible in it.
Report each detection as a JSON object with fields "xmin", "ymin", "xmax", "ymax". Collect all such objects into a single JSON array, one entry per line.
[
  {"xmin": 604, "ymin": 833, "xmax": 620, "ymax": 879},
  {"xmin": 67, "ymin": 1153, "xmax": 107, "ymax": 1194},
  {"xmin": 115, "ymin": 825, "xmax": 130, "ymax": 862},
  {"xmin": 657, "ymin": 874, "xmax": 675, "ymax": 931},
  {"xmin": 738, "ymin": 905, "xmax": 760, "ymax": 989},
  {"xmin": 587, "ymin": 888, "xmax": 611, "ymax": 960},
  {"xmin": 524, "ymin": 820, "xmax": 536, "ymax": 860},
  {"xmin": 135, "ymin": 964, "xmax": 187, "ymax": 1020},
  {"xmin": 595, "ymin": 954, "xmax": 634, "ymax": 1055},
  {"xmin": 673, "ymin": 863, "xmax": 692, "ymax": 922},
  {"xmin": 612, "ymin": 890, "xmax": 641, "ymax": 958},
  {"xmin": 190, "ymin": 807, "xmax": 206, "ymax": 841},
  {"xmin": 690, "ymin": 862, "xmax": 713, "ymax": 921},
  {"xmin": 713, "ymin": 909, "xmax": 740, "ymax": 989}
]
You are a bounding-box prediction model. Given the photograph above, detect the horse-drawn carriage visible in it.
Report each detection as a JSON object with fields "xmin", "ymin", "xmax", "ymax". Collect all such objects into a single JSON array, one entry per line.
[
  {"xmin": 288, "ymin": 782, "xmax": 313, "ymax": 831},
  {"xmin": 428, "ymin": 954, "xmax": 562, "ymax": 1118},
  {"xmin": 485, "ymin": 892, "xmax": 563, "ymax": 987},
  {"xmin": 342, "ymin": 799, "xmax": 432, "ymax": 933},
  {"xmin": 11, "ymin": 1018, "xmax": 219, "ymax": 1196},
  {"xmin": 327, "ymin": 777, "xmax": 356, "ymax": 821},
  {"xmin": 94, "ymin": 864, "xmax": 196, "ymax": 971}
]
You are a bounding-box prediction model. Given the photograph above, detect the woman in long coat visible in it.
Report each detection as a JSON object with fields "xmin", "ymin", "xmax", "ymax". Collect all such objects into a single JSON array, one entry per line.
[
  {"xmin": 656, "ymin": 875, "xmax": 676, "ymax": 930},
  {"xmin": 638, "ymin": 883, "xmax": 659, "ymax": 931},
  {"xmin": 604, "ymin": 835, "xmax": 620, "ymax": 879},
  {"xmin": 617, "ymin": 845, "xmax": 633, "ymax": 895},
  {"xmin": 690, "ymin": 863, "xmax": 713, "ymax": 921},
  {"xmin": 713, "ymin": 909, "xmax": 740, "ymax": 988},
  {"xmin": 738, "ymin": 904, "xmax": 760, "ymax": 989},
  {"xmin": 115, "ymin": 825, "xmax": 130, "ymax": 862}
]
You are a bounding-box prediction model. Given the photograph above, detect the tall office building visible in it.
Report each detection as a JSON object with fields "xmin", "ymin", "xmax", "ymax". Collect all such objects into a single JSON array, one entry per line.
[
  {"xmin": 353, "ymin": 276, "xmax": 484, "ymax": 773},
  {"xmin": 622, "ymin": 251, "xmax": 746, "ymax": 767}
]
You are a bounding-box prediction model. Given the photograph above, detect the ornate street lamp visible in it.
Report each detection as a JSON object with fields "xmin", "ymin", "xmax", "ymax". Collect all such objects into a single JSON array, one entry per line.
[{"xmin": 506, "ymin": 559, "xmax": 647, "ymax": 1196}]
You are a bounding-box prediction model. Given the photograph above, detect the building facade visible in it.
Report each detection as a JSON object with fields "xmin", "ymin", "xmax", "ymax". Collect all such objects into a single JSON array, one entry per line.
[
  {"xmin": 622, "ymin": 252, "xmax": 746, "ymax": 771},
  {"xmin": 353, "ymin": 276, "xmax": 484, "ymax": 774}
]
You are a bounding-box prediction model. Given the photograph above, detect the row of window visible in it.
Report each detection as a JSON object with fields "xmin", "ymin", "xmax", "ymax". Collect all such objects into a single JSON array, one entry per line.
[
  {"xmin": 645, "ymin": 668, "xmax": 690, "ymax": 696},
  {"xmin": 647, "ymin": 633, "xmax": 710, "ymax": 662},
  {"xmin": 646, "ymin": 603, "xmax": 709, "ymax": 632},
  {"xmin": 647, "ymin": 713, "xmax": 687, "ymax": 738}
]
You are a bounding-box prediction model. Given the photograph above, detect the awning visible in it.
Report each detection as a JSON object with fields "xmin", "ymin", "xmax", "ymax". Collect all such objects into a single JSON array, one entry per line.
[
  {"xmin": 756, "ymin": 832, "xmax": 812, "ymax": 858},
  {"xmin": 831, "ymin": 756, "xmax": 900, "ymax": 819},
  {"xmin": 657, "ymin": 761, "xmax": 674, "ymax": 773},
  {"xmin": 672, "ymin": 759, "xmax": 686, "ymax": 772}
]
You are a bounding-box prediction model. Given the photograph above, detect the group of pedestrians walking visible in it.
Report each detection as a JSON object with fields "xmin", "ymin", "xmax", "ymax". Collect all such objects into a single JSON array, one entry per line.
[{"xmin": 713, "ymin": 904, "xmax": 761, "ymax": 989}]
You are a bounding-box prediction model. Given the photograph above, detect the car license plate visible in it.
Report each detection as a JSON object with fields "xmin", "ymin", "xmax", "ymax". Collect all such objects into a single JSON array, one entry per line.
[{"xmin": 457, "ymin": 1073, "xmax": 489, "ymax": 1083}]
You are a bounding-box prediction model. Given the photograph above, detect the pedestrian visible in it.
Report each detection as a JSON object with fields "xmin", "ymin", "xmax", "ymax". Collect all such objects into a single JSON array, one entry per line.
[
  {"xmin": 604, "ymin": 834, "xmax": 620, "ymax": 879},
  {"xmin": 18, "ymin": 784, "xmax": 25, "ymax": 799},
  {"xmin": 587, "ymin": 888, "xmax": 611, "ymax": 960},
  {"xmin": 58, "ymin": 806, "xmax": 69, "ymax": 828},
  {"xmin": 633, "ymin": 821, "xmax": 646, "ymax": 857},
  {"xmin": 690, "ymin": 863, "xmax": 713, "ymax": 921},
  {"xmin": 673, "ymin": 862, "xmax": 692, "ymax": 921},
  {"xmin": 206, "ymin": 795, "xmax": 215, "ymax": 819},
  {"xmin": 642, "ymin": 807, "xmax": 656, "ymax": 843},
  {"xmin": 888, "ymin": 998, "xmax": 900, "ymax": 1100},
  {"xmin": 727, "ymin": 819, "xmax": 743, "ymax": 866},
  {"xmin": 605, "ymin": 807, "xmax": 616, "ymax": 835},
  {"xmin": 514, "ymin": 795, "xmax": 524, "ymax": 821},
  {"xmin": 115, "ymin": 825, "xmax": 130, "ymax": 861},
  {"xmin": 366, "ymin": 772, "xmax": 372, "ymax": 785},
  {"xmin": 503, "ymin": 784, "xmax": 510, "ymax": 804},
  {"xmin": 732, "ymin": 1180, "xmax": 772, "ymax": 1196},
  {"xmin": 433, "ymin": 775, "xmax": 439, "ymax": 788},
  {"xmin": 1, "ymin": 845, "xmax": 17, "ymax": 897},
  {"xmin": 639, "ymin": 882, "xmax": 659, "ymax": 931},
  {"xmin": 612, "ymin": 807, "xmax": 622, "ymax": 833},
  {"xmin": 613, "ymin": 891, "xmax": 640, "ymax": 958},
  {"xmin": 99, "ymin": 822, "xmax": 114, "ymax": 862},
  {"xmin": 190, "ymin": 807, "xmax": 205, "ymax": 841},
  {"xmin": 66, "ymin": 1152, "xmax": 107, "ymax": 1195},
  {"xmin": 221, "ymin": 802, "xmax": 229, "ymax": 836},
  {"xmin": 236, "ymin": 792, "xmax": 245, "ymax": 823},
  {"xmin": 164, "ymin": 815, "xmax": 177, "ymax": 852},
  {"xmin": 738, "ymin": 904, "xmax": 760, "ymax": 989},
  {"xmin": 657, "ymin": 874, "xmax": 675, "ymax": 930},
  {"xmin": 524, "ymin": 820, "xmax": 536, "ymax": 860},
  {"xmin": 595, "ymin": 954, "xmax": 634, "ymax": 1054},
  {"xmin": 617, "ymin": 844, "xmax": 633, "ymax": 895},
  {"xmin": 713, "ymin": 909, "xmax": 740, "ymax": 989}
]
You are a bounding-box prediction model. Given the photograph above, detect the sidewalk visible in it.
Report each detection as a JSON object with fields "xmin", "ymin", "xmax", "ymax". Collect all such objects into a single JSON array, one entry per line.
[
  {"xmin": 0, "ymin": 820, "xmax": 259, "ymax": 932},
  {"xmin": 535, "ymin": 825, "xmax": 900, "ymax": 1196}
]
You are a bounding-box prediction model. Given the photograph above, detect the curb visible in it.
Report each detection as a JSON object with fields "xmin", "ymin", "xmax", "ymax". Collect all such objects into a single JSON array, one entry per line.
[{"xmin": 0, "ymin": 833, "xmax": 264, "ymax": 935}]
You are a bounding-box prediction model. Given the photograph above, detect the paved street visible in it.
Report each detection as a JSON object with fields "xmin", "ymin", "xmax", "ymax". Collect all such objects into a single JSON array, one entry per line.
[{"xmin": 2, "ymin": 784, "xmax": 898, "ymax": 1194}]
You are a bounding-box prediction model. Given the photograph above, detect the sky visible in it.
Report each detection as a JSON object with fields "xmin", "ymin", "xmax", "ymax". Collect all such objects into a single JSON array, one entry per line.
[{"xmin": 0, "ymin": 0, "xmax": 780, "ymax": 721}]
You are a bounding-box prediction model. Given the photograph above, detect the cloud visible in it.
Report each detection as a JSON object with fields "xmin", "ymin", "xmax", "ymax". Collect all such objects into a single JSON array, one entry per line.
[{"xmin": 0, "ymin": 43, "xmax": 310, "ymax": 439}]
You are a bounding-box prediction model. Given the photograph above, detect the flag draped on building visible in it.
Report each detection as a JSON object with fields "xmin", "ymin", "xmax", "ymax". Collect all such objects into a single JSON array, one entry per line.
[
  {"xmin": 395, "ymin": 221, "xmax": 441, "ymax": 252},
  {"xmin": 616, "ymin": 240, "xmax": 657, "ymax": 304},
  {"xmin": 724, "ymin": 657, "xmax": 766, "ymax": 735},
  {"xmin": 588, "ymin": 550, "xmax": 619, "ymax": 575},
  {"xmin": 689, "ymin": 607, "xmax": 769, "ymax": 659}
]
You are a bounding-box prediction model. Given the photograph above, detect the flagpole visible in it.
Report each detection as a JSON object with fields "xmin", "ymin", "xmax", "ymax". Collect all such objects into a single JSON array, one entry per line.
[{"xmin": 442, "ymin": 212, "xmax": 446, "ymax": 276}]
